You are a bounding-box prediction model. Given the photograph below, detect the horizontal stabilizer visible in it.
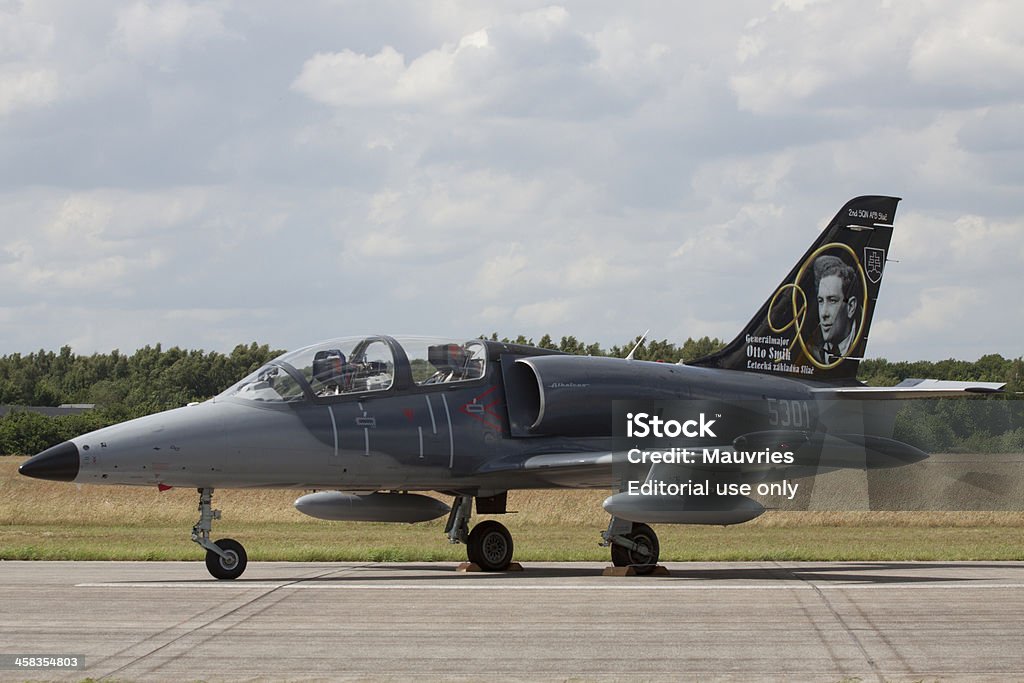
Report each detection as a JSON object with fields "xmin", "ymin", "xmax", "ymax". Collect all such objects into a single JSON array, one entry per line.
[
  {"xmin": 812, "ymin": 379, "xmax": 1006, "ymax": 400},
  {"xmin": 817, "ymin": 433, "xmax": 929, "ymax": 468}
]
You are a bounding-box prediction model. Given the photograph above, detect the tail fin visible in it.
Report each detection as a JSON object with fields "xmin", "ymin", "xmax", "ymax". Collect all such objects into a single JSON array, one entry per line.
[{"xmin": 691, "ymin": 195, "xmax": 900, "ymax": 382}]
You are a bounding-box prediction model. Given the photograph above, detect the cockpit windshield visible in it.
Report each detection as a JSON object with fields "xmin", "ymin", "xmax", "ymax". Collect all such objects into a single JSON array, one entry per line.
[{"xmin": 218, "ymin": 336, "xmax": 487, "ymax": 403}]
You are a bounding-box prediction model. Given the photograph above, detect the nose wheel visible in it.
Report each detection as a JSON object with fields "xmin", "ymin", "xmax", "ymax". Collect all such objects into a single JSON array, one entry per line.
[
  {"xmin": 205, "ymin": 538, "xmax": 248, "ymax": 580},
  {"xmin": 192, "ymin": 488, "xmax": 248, "ymax": 580}
]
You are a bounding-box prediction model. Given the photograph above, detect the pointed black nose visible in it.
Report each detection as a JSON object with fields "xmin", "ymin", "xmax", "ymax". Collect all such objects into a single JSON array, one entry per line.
[{"xmin": 19, "ymin": 441, "xmax": 80, "ymax": 482}]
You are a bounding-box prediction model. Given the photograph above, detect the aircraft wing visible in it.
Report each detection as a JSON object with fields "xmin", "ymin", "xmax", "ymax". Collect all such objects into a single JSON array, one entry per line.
[
  {"xmin": 522, "ymin": 451, "xmax": 616, "ymax": 487},
  {"xmin": 477, "ymin": 451, "xmax": 617, "ymax": 488},
  {"xmin": 812, "ymin": 378, "xmax": 1006, "ymax": 400}
]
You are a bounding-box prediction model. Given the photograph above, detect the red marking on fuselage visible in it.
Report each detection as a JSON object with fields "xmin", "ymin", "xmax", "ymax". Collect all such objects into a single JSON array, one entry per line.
[{"xmin": 460, "ymin": 385, "xmax": 504, "ymax": 432}]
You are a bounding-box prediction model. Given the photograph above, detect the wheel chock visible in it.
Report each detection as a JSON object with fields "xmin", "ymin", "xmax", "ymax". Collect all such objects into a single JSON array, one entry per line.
[
  {"xmin": 456, "ymin": 562, "xmax": 524, "ymax": 573},
  {"xmin": 602, "ymin": 565, "xmax": 670, "ymax": 577}
]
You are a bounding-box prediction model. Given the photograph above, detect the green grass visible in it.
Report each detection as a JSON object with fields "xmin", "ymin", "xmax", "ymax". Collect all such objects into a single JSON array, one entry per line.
[
  {"xmin": 3, "ymin": 456, "xmax": 1024, "ymax": 562},
  {"xmin": 3, "ymin": 520, "xmax": 1023, "ymax": 563}
]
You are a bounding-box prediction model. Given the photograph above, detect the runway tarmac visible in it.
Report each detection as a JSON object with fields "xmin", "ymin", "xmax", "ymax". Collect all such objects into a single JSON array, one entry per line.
[{"xmin": 2, "ymin": 561, "xmax": 1024, "ymax": 681}]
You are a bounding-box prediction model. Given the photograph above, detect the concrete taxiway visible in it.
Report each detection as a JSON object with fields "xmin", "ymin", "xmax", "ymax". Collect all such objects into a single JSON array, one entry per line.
[{"xmin": 2, "ymin": 561, "xmax": 1024, "ymax": 681}]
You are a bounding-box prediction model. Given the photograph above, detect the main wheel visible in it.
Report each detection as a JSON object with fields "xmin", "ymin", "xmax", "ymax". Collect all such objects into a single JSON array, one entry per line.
[
  {"xmin": 610, "ymin": 523, "xmax": 659, "ymax": 575},
  {"xmin": 466, "ymin": 520, "xmax": 514, "ymax": 571},
  {"xmin": 205, "ymin": 538, "xmax": 248, "ymax": 580}
]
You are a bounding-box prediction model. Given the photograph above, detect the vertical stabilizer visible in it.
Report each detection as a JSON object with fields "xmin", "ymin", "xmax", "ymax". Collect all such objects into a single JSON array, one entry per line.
[{"xmin": 691, "ymin": 196, "xmax": 900, "ymax": 383}]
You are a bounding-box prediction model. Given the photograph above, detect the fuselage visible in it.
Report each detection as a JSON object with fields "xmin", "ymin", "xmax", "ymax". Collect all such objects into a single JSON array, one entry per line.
[{"xmin": 26, "ymin": 335, "xmax": 823, "ymax": 491}]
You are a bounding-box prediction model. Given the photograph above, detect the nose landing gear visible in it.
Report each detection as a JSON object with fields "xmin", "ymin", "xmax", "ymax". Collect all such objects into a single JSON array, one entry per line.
[{"xmin": 192, "ymin": 487, "xmax": 248, "ymax": 580}]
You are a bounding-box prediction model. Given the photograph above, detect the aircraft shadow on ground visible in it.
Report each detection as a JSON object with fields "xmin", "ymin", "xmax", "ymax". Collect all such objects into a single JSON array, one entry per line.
[{"xmin": 107, "ymin": 561, "xmax": 1020, "ymax": 585}]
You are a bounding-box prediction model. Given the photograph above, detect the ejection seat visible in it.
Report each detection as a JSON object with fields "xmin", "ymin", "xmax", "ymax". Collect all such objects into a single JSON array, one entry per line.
[{"xmin": 311, "ymin": 349, "xmax": 349, "ymax": 394}]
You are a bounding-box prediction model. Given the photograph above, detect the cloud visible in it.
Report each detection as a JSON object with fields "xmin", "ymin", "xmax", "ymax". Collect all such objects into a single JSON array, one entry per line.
[
  {"xmin": 44, "ymin": 189, "xmax": 206, "ymax": 246},
  {"xmin": 474, "ymin": 246, "xmax": 528, "ymax": 298},
  {"xmin": 292, "ymin": 46, "xmax": 409, "ymax": 108},
  {"xmin": 888, "ymin": 210, "xmax": 1024, "ymax": 278},
  {"xmin": 729, "ymin": 1, "xmax": 901, "ymax": 114},
  {"xmin": 957, "ymin": 104, "xmax": 1024, "ymax": 154},
  {"xmin": 564, "ymin": 255, "xmax": 610, "ymax": 289},
  {"xmin": 112, "ymin": 1, "xmax": 233, "ymax": 67},
  {"xmin": 0, "ymin": 7, "xmax": 55, "ymax": 59},
  {"xmin": 871, "ymin": 286, "xmax": 978, "ymax": 345},
  {"xmin": 0, "ymin": 1, "xmax": 1022, "ymax": 362},
  {"xmin": 908, "ymin": 2, "xmax": 1024, "ymax": 96},
  {"xmin": 728, "ymin": 1, "xmax": 1024, "ymax": 115},
  {"xmin": 672, "ymin": 201, "xmax": 784, "ymax": 265},
  {"xmin": 0, "ymin": 188, "xmax": 210, "ymax": 305},
  {"xmin": 871, "ymin": 207, "xmax": 1023, "ymax": 359},
  {"xmin": 163, "ymin": 307, "xmax": 271, "ymax": 324},
  {"xmin": 948, "ymin": 214, "xmax": 1024, "ymax": 269},
  {"xmin": 514, "ymin": 298, "xmax": 572, "ymax": 327},
  {"xmin": 0, "ymin": 64, "xmax": 59, "ymax": 116},
  {"xmin": 292, "ymin": 31, "xmax": 492, "ymax": 110},
  {"xmin": 2, "ymin": 247, "xmax": 163, "ymax": 296},
  {"xmin": 292, "ymin": 6, "xmax": 608, "ymax": 118}
]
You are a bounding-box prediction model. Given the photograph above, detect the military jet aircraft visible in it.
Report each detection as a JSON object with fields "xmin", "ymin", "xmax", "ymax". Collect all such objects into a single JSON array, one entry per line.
[{"xmin": 20, "ymin": 196, "xmax": 1004, "ymax": 578}]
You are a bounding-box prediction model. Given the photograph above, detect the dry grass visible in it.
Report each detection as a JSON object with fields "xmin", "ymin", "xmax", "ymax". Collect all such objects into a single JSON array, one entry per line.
[{"xmin": 3, "ymin": 456, "xmax": 1024, "ymax": 561}]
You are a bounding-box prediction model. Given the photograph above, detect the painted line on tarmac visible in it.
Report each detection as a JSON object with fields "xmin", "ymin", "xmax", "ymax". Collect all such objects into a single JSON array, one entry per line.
[{"xmin": 76, "ymin": 582, "xmax": 1024, "ymax": 590}]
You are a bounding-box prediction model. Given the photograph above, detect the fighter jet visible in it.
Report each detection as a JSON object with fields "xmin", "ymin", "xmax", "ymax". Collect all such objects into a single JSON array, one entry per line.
[{"xmin": 19, "ymin": 196, "xmax": 1004, "ymax": 578}]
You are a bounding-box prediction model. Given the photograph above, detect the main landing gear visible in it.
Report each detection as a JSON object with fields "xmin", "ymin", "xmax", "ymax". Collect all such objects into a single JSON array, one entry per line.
[
  {"xmin": 192, "ymin": 487, "xmax": 248, "ymax": 580},
  {"xmin": 602, "ymin": 516, "xmax": 660, "ymax": 575},
  {"xmin": 445, "ymin": 495, "xmax": 515, "ymax": 571},
  {"xmin": 186, "ymin": 489, "xmax": 654, "ymax": 579}
]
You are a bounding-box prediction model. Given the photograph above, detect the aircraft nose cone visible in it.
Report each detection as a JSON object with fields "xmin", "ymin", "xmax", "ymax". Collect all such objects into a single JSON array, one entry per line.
[{"xmin": 19, "ymin": 441, "xmax": 80, "ymax": 482}]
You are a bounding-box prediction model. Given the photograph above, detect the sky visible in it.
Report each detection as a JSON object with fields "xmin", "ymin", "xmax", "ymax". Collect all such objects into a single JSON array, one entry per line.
[{"xmin": 0, "ymin": 0, "xmax": 1021, "ymax": 361}]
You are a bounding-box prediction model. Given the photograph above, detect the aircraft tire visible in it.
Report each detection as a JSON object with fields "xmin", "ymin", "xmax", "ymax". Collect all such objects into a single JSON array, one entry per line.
[
  {"xmin": 610, "ymin": 523, "xmax": 659, "ymax": 575},
  {"xmin": 466, "ymin": 520, "xmax": 514, "ymax": 571},
  {"xmin": 205, "ymin": 538, "xmax": 248, "ymax": 580}
]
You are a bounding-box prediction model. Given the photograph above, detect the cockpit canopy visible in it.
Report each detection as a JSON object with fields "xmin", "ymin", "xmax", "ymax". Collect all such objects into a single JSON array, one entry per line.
[{"xmin": 219, "ymin": 336, "xmax": 488, "ymax": 404}]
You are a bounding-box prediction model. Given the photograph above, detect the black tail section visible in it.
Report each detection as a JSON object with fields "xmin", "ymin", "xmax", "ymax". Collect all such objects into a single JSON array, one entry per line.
[{"xmin": 691, "ymin": 196, "xmax": 900, "ymax": 383}]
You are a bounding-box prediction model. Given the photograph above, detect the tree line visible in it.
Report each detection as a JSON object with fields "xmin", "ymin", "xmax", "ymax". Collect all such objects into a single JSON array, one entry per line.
[
  {"xmin": 0, "ymin": 336, "xmax": 1020, "ymax": 455},
  {"xmin": 0, "ymin": 343, "xmax": 279, "ymax": 455}
]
